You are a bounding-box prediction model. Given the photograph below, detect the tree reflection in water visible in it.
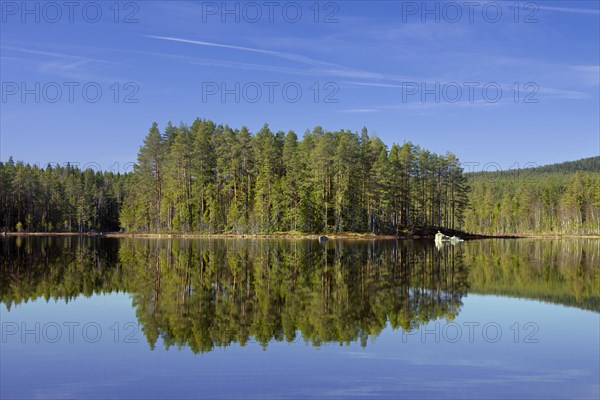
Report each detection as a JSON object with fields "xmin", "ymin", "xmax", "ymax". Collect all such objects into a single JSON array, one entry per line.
[{"xmin": 1, "ymin": 237, "xmax": 598, "ymax": 354}]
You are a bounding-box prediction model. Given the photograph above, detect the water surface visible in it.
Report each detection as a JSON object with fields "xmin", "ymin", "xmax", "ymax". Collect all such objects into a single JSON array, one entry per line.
[{"xmin": 1, "ymin": 237, "xmax": 599, "ymax": 399}]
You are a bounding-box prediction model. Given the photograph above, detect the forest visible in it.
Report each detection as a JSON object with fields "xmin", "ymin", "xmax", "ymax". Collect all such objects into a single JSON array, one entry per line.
[
  {"xmin": 120, "ymin": 119, "xmax": 469, "ymax": 234},
  {"xmin": 0, "ymin": 118, "xmax": 598, "ymax": 236},
  {"xmin": 464, "ymin": 157, "xmax": 600, "ymax": 235},
  {"xmin": 0, "ymin": 159, "xmax": 125, "ymax": 233},
  {"xmin": 1, "ymin": 119, "xmax": 469, "ymax": 234}
]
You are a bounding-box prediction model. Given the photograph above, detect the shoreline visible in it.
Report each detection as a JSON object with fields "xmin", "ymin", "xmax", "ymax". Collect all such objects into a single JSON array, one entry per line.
[{"xmin": 2, "ymin": 232, "xmax": 599, "ymax": 240}]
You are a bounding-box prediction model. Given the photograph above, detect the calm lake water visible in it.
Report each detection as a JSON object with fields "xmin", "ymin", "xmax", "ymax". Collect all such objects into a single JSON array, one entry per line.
[{"xmin": 1, "ymin": 237, "xmax": 599, "ymax": 399}]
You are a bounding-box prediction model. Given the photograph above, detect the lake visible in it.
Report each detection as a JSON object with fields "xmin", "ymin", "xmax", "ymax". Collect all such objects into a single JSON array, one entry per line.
[{"xmin": 1, "ymin": 237, "xmax": 599, "ymax": 399}]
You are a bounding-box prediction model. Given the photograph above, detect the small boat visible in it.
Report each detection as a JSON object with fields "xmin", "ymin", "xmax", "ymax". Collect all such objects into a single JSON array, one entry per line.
[{"xmin": 319, "ymin": 235, "xmax": 329, "ymax": 242}]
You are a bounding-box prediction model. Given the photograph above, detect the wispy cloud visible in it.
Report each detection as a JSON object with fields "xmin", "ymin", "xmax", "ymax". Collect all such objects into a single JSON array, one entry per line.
[
  {"xmin": 571, "ymin": 65, "xmax": 600, "ymax": 86},
  {"xmin": 0, "ymin": 56, "xmax": 30, "ymax": 62},
  {"xmin": 144, "ymin": 35, "xmax": 341, "ymax": 68},
  {"xmin": 342, "ymin": 81, "xmax": 404, "ymax": 88},
  {"xmin": 115, "ymin": 48, "xmax": 365, "ymax": 81},
  {"xmin": 338, "ymin": 108, "xmax": 380, "ymax": 113},
  {"xmin": 141, "ymin": 35, "xmax": 594, "ymax": 105},
  {"xmin": 144, "ymin": 34, "xmax": 415, "ymax": 82},
  {"xmin": 1, "ymin": 45, "xmax": 115, "ymax": 81},
  {"xmin": 1, "ymin": 46, "xmax": 107, "ymax": 63},
  {"xmin": 536, "ymin": 86, "xmax": 589, "ymax": 99},
  {"xmin": 538, "ymin": 6, "xmax": 600, "ymax": 15},
  {"xmin": 343, "ymin": 80, "xmax": 589, "ymax": 100}
]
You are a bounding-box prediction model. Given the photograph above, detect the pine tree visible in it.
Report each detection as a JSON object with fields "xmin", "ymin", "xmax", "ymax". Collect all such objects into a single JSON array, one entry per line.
[
  {"xmin": 134, "ymin": 122, "xmax": 166, "ymax": 232},
  {"xmin": 254, "ymin": 124, "xmax": 278, "ymax": 232},
  {"xmin": 191, "ymin": 119, "xmax": 216, "ymax": 232}
]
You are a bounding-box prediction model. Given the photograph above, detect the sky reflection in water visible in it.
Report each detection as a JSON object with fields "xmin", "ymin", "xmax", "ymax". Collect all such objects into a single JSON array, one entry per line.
[{"xmin": 1, "ymin": 237, "xmax": 599, "ymax": 399}]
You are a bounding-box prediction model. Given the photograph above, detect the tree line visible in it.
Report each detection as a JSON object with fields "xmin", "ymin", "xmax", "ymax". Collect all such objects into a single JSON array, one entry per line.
[
  {"xmin": 1, "ymin": 119, "xmax": 597, "ymax": 236},
  {"xmin": 120, "ymin": 119, "xmax": 469, "ymax": 234},
  {"xmin": 464, "ymin": 159, "xmax": 600, "ymax": 235},
  {"xmin": 0, "ymin": 159, "xmax": 125, "ymax": 232}
]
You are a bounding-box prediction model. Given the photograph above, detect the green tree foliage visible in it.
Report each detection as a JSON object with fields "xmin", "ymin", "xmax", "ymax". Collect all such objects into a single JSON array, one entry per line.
[
  {"xmin": 0, "ymin": 159, "xmax": 124, "ymax": 232},
  {"xmin": 465, "ymin": 160, "xmax": 600, "ymax": 235},
  {"xmin": 118, "ymin": 119, "xmax": 470, "ymax": 234},
  {"xmin": 3, "ymin": 119, "xmax": 596, "ymax": 236},
  {"xmin": 122, "ymin": 122, "xmax": 166, "ymax": 232}
]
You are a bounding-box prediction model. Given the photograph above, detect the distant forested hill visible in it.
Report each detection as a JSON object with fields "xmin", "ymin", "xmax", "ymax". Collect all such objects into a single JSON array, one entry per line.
[
  {"xmin": 468, "ymin": 156, "xmax": 600, "ymax": 178},
  {"xmin": 520, "ymin": 156, "xmax": 600, "ymax": 174},
  {"xmin": 464, "ymin": 156, "xmax": 600, "ymax": 235}
]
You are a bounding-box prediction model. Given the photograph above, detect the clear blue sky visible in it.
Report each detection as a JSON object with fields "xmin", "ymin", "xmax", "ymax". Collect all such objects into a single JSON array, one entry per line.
[{"xmin": 1, "ymin": 1, "xmax": 598, "ymax": 173}]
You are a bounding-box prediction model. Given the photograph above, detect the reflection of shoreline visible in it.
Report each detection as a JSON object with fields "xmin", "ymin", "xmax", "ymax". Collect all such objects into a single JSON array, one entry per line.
[
  {"xmin": 1, "ymin": 238, "xmax": 469, "ymax": 352},
  {"xmin": 465, "ymin": 239, "xmax": 600, "ymax": 313},
  {"xmin": 466, "ymin": 292, "xmax": 600, "ymax": 314},
  {"xmin": 2, "ymin": 238, "xmax": 598, "ymax": 353}
]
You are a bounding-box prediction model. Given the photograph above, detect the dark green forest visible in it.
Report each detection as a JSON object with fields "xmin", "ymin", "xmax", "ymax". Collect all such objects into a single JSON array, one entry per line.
[
  {"xmin": 0, "ymin": 119, "xmax": 598, "ymax": 235},
  {"xmin": 0, "ymin": 159, "xmax": 125, "ymax": 232}
]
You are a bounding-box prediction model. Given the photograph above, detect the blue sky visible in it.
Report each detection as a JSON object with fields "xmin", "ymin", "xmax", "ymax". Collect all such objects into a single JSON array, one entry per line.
[{"xmin": 1, "ymin": 1, "xmax": 598, "ymax": 173}]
